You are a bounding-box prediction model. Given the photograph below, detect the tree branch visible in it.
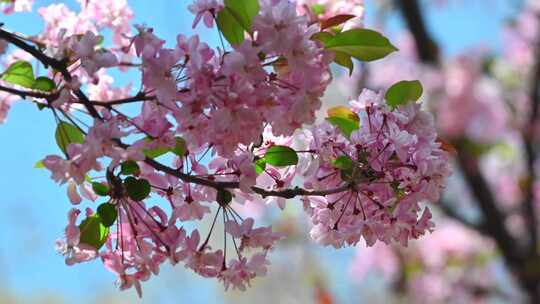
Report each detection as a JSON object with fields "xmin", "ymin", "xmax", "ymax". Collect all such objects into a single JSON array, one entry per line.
[
  {"xmin": 394, "ymin": 0, "xmax": 439, "ymax": 64},
  {"xmin": 144, "ymin": 157, "xmax": 351, "ymax": 199},
  {"xmin": 457, "ymin": 151, "xmax": 523, "ymax": 263},
  {"xmin": 0, "ymin": 27, "xmax": 102, "ymax": 118},
  {"xmin": 437, "ymin": 200, "xmax": 490, "ymax": 236},
  {"xmin": 0, "ymin": 84, "xmax": 153, "ymax": 108},
  {"xmin": 90, "ymin": 93, "xmax": 156, "ymax": 106},
  {"xmin": 0, "ymin": 84, "xmax": 57, "ymax": 100},
  {"xmin": 522, "ymin": 12, "xmax": 540, "ymax": 257}
]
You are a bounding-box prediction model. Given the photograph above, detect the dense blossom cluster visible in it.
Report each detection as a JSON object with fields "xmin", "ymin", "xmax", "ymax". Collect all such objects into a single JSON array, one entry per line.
[
  {"xmin": 0, "ymin": 0, "xmax": 455, "ymax": 298},
  {"xmin": 302, "ymin": 89, "xmax": 451, "ymax": 248}
]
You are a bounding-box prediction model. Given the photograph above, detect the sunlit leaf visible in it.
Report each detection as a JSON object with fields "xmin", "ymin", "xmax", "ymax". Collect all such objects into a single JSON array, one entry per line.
[
  {"xmin": 1, "ymin": 60, "xmax": 34, "ymax": 88},
  {"xmin": 173, "ymin": 137, "xmax": 187, "ymax": 157},
  {"xmin": 217, "ymin": 8, "xmax": 245, "ymax": 45},
  {"xmin": 324, "ymin": 29, "xmax": 398, "ymax": 62},
  {"xmin": 332, "ymin": 155, "xmax": 354, "ymax": 170},
  {"xmin": 333, "ymin": 51, "xmax": 354, "ymax": 75},
  {"xmin": 264, "ymin": 145, "xmax": 298, "ymax": 167},
  {"xmin": 79, "ymin": 214, "xmax": 109, "ymax": 250},
  {"xmin": 97, "ymin": 202, "xmax": 117, "ymax": 227},
  {"xmin": 224, "ymin": 0, "xmax": 259, "ymax": 30},
  {"xmin": 32, "ymin": 76, "xmax": 56, "ymax": 92},
  {"xmin": 255, "ymin": 158, "xmax": 266, "ymax": 174},
  {"xmin": 385, "ymin": 80, "xmax": 423, "ymax": 109},
  {"xmin": 326, "ymin": 106, "xmax": 360, "ymax": 138},
  {"xmin": 92, "ymin": 182, "xmax": 110, "ymax": 197},
  {"xmin": 55, "ymin": 121, "xmax": 85, "ymax": 153}
]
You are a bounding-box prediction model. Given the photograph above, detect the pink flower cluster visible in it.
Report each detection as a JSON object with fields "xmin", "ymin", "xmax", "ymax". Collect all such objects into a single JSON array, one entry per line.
[
  {"xmin": 57, "ymin": 199, "xmax": 283, "ymax": 296},
  {"xmin": 169, "ymin": 0, "xmax": 332, "ymax": 156},
  {"xmin": 302, "ymin": 89, "xmax": 451, "ymax": 248},
  {"xmin": 38, "ymin": 0, "xmax": 133, "ymax": 48}
]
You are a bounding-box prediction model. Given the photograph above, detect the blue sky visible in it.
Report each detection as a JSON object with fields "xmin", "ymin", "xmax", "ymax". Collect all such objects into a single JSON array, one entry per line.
[{"xmin": 0, "ymin": 0, "xmax": 520, "ymax": 303}]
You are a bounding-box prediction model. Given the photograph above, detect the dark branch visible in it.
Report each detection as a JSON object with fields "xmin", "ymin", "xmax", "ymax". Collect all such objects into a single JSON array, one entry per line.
[
  {"xmin": 437, "ymin": 200, "xmax": 490, "ymax": 236},
  {"xmin": 144, "ymin": 157, "xmax": 351, "ymax": 199},
  {"xmin": 0, "ymin": 84, "xmax": 57, "ymax": 100},
  {"xmin": 456, "ymin": 151, "xmax": 522, "ymax": 265},
  {"xmin": 522, "ymin": 12, "xmax": 540, "ymax": 257},
  {"xmin": 89, "ymin": 93, "xmax": 156, "ymax": 106},
  {"xmin": 0, "ymin": 27, "xmax": 102, "ymax": 118},
  {"xmin": 394, "ymin": 0, "xmax": 439, "ymax": 64}
]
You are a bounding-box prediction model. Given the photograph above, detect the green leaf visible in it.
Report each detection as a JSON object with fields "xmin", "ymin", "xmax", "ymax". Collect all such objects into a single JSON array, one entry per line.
[
  {"xmin": 326, "ymin": 106, "xmax": 360, "ymax": 138},
  {"xmin": 264, "ymin": 145, "xmax": 298, "ymax": 167},
  {"xmin": 311, "ymin": 32, "xmax": 334, "ymax": 44},
  {"xmin": 385, "ymin": 80, "xmax": 423, "ymax": 109},
  {"xmin": 144, "ymin": 137, "xmax": 187, "ymax": 159},
  {"xmin": 173, "ymin": 137, "xmax": 187, "ymax": 157},
  {"xmin": 224, "ymin": 0, "xmax": 259, "ymax": 30},
  {"xmin": 144, "ymin": 146, "xmax": 170, "ymax": 158},
  {"xmin": 323, "ymin": 29, "xmax": 398, "ymax": 62},
  {"xmin": 1, "ymin": 60, "xmax": 35, "ymax": 88},
  {"xmin": 332, "ymin": 155, "xmax": 355, "ymax": 170},
  {"xmin": 32, "ymin": 76, "xmax": 56, "ymax": 92},
  {"xmin": 124, "ymin": 177, "xmax": 151, "ymax": 201},
  {"xmin": 97, "ymin": 203, "xmax": 118, "ymax": 227},
  {"xmin": 36, "ymin": 102, "xmax": 47, "ymax": 110},
  {"xmin": 55, "ymin": 121, "xmax": 85, "ymax": 153},
  {"xmin": 217, "ymin": 8, "xmax": 246, "ymax": 45},
  {"xmin": 120, "ymin": 160, "xmax": 140, "ymax": 176},
  {"xmin": 143, "ymin": 138, "xmax": 171, "ymax": 159},
  {"xmin": 311, "ymin": 4, "xmax": 325, "ymax": 16},
  {"xmin": 217, "ymin": 0, "xmax": 259, "ymax": 46},
  {"xmin": 79, "ymin": 214, "xmax": 109, "ymax": 250},
  {"xmin": 333, "ymin": 155, "xmax": 355, "ymax": 182},
  {"xmin": 216, "ymin": 188, "xmax": 233, "ymax": 206},
  {"xmin": 255, "ymin": 158, "xmax": 266, "ymax": 174},
  {"xmin": 333, "ymin": 51, "xmax": 354, "ymax": 75},
  {"xmin": 327, "ymin": 117, "xmax": 359, "ymax": 138},
  {"xmin": 34, "ymin": 160, "xmax": 45, "ymax": 169},
  {"xmin": 92, "ymin": 182, "xmax": 110, "ymax": 197}
]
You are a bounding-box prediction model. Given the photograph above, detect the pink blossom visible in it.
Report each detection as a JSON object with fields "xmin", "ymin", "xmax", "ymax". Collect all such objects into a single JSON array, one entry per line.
[
  {"xmin": 70, "ymin": 31, "xmax": 118, "ymax": 76},
  {"xmin": 56, "ymin": 209, "xmax": 98, "ymax": 265},
  {"xmin": 188, "ymin": 0, "xmax": 223, "ymax": 28}
]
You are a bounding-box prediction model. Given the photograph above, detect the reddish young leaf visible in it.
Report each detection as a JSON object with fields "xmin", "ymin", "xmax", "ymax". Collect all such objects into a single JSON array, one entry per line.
[
  {"xmin": 437, "ymin": 137, "xmax": 457, "ymax": 156},
  {"xmin": 320, "ymin": 14, "xmax": 356, "ymax": 30}
]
